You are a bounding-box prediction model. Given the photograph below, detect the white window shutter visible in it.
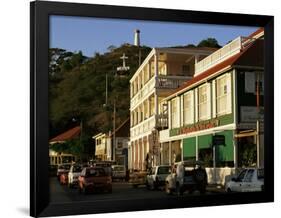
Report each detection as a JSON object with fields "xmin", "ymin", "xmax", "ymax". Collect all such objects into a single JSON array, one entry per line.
[
  {"xmin": 194, "ymin": 88, "xmax": 198, "ymax": 122},
  {"xmin": 226, "ymin": 73, "xmax": 232, "ymax": 113},
  {"xmin": 190, "ymin": 90, "xmax": 194, "ymax": 124},
  {"xmin": 207, "ymin": 83, "xmax": 211, "ymax": 119},
  {"xmin": 212, "ymin": 80, "xmax": 216, "ymax": 118}
]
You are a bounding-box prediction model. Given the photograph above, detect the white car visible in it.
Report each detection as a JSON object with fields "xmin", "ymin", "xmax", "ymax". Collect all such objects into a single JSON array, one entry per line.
[
  {"xmin": 111, "ymin": 165, "xmax": 126, "ymax": 181},
  {"xmin": 68, "ymin": 164, "xmax": 83, "ymax": 188},
  {"xmin": 146, "ymin": 165, "xmax": 171, "ymax": 190},
  {"xmin": 225, "ymin": 168, "xmax": 264, "ymax": 192},
  {"xmin": 165, "ymin": 161, "xmax": 207, "ymax": 195}
]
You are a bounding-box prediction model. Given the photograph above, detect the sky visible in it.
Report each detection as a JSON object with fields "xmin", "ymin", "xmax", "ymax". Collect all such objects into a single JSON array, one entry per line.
[{"xmin": 50, "ymin": 15, "xmax": 259, "ymax": 57}]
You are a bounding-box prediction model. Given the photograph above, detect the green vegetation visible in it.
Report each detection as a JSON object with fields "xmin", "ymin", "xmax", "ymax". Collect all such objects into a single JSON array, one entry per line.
[
  {"xmin": 49, "ymin": 38, "xmax": 220, "ymax": 158},
  {"xmin": 49, "ymin": 44, "xmax": 151, "ymax": 158}
]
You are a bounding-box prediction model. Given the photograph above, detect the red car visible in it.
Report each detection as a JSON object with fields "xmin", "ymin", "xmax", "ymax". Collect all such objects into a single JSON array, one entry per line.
[{"xmin": 78, "ymin": 167, "xmax": 112, "ymax": 194}]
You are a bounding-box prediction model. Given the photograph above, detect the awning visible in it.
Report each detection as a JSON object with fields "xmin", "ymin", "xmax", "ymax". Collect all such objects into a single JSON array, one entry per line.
[{"xmin": 234, "ymin": 130, "xmax": 257, "ymax": 138}]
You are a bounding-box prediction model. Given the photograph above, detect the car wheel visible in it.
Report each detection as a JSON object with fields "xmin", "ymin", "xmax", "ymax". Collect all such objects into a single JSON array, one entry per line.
[
  {"xmin": 199, "ymin": 185, "xmax": 206, "ymax": 194},
  {"xmin": 108, "ymin": 186, "xmax": 112, "ymax": 193},
  {"xmin": 165, "ymin": 183, "xmax": 172, "ymax": 195},
  {"xmin": 194, "ymin": 170, "xmax": 206, "ymax": 182},
  {"xmin": 227, "ymin": 188, "xmax": 232, "ymax": 193},
  {"xmin": 145, "ymin": 182, "xmax": 150, "ymax": 190},
  {"xmin": 152, "ymin": 182, "xmax": 157, "ymax": 190},
  {"xmin": 82, "ymin": 186, "xmax": 87, "ymax": 194},
  {"xmin": 176, "ymin": 183, "xmax": 183, "ymax": 196}
]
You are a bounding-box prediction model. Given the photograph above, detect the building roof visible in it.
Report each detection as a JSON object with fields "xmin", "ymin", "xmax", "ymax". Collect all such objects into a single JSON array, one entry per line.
[
  {"xmin": 49, "ymin": 126, "xmax": 81, "ymax": 144},
  {"xmin": 166, "ymin": 38, "xmax": 264, "ymax": 100},
  {"xmin": 130, "ymin": 47, "xmax": 216, "ymax": 82},
  {"xmin": 248, "ymin": 27, "xmax": 264, "ymax": 38}
]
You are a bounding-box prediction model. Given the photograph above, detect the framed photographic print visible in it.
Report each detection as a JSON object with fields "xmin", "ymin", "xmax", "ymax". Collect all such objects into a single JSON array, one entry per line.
[{"xmin": 30, "ymin": 0, "xmax": 274, "ymax": 217}]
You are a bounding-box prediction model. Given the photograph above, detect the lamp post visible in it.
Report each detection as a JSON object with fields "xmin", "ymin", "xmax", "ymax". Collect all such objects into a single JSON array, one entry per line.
[
  {"xmin": 72, "ymin": 117, "xmax": 83, "ymax": 162},
  {"xmin": 256, "ymin": 72, "xmax": 261, "ymax": 168}
]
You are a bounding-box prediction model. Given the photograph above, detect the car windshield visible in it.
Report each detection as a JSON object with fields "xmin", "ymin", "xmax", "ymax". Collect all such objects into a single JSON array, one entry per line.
[
  {"xmin": 86, "ymin": 168, "xmax": 106, "ymax": 177},
  {"xmin": 73, "ymin": 165, "xmax": 82, "ymax": 172},
  {"xmin": 158, "ymin": 166, "xmax": 170, "ymax": 174}
]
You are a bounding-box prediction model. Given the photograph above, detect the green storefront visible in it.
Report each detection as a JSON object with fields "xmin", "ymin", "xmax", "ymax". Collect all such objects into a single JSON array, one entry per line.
[{"xmin": 183, "ymin": 130, "xmax": 234, "ymax": 167}]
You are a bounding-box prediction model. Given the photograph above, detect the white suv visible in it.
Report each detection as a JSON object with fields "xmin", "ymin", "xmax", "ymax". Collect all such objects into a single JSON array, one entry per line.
[
  {"xmin": 146, "ymin": 165, "xmax": 171, "ymax": 190},
  {"xmin": 68, "ymin": 164, "xmax": 83, "ymax": 188}
]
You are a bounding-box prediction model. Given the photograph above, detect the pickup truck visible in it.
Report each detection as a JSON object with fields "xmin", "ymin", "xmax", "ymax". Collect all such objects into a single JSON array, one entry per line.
[
  {"xmin": 146, "ymin": 165, "xmax": 171, "ymax": 190},
  {"xmin": 225, "ymin": 168, "xmax": 264, "ymax": 192}
]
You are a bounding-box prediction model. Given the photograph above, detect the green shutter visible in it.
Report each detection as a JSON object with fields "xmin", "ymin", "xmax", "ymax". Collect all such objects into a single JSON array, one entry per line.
[
  {"xmin": 198, "ymin": 134, "xmax": 212, "ymax": 149},
  {"xmin": 216, "ymin": 130, "xmax": 234, "ymax": 162},
  {"xmin": 183, "ymin": 137, "xmax": 196, "ymax": 158},
  {"xmin": 197, "ymin": 131, "xmax": 234, "ymax": 162}
]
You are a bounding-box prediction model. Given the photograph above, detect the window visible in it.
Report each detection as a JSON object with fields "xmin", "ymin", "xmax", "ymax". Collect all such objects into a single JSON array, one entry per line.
[
  {"xmin": 171, "ymin": 98, "xmax": 179, "ymax": 128},
  {"xmin": 216, "ymin": 74, "xmax": 231, "ymax": 116},
  {"xmin": 182, "ymin": 64, "xmax": 191, "ymax": 75},
  {"xmin": 245, "ymin": 71, "xmax": 264, "ymax": 95},
  {"xmin": 183, "ymin": 91, "xmax": 194, "ymax": 125},
  {"xmin": 198, "ymin": 85, "xmax": 207, "ymax": 121},
  {"xmin": 244, "ymin": 169, "xmax": 254, "ymax": 182}
]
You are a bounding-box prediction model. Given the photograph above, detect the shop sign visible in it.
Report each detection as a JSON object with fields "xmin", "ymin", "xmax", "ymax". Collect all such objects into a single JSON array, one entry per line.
[
  {"xmin": 170, "ymin": 119, "xmax": 219, "ymax": 137},
  {"xmin": 212, "ymin": 135, "xmax": 225, "ymax": 146}
]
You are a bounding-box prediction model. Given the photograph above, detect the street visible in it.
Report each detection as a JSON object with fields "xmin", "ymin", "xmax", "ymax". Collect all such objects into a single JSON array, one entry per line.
[{"xmin": 50, "ymin": 177, "xmax": 225, "ymax": 203}]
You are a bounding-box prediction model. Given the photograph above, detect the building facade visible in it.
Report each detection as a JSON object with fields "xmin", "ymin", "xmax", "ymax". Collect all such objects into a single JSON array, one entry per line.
[
  {"xmin": 93, "ymin": 133, "xmax": 109, "ymax": 161},
  {"xmin": 129, "ymin": 47, "xmax": 216, "ymax": 171},
  {"xmin": 159, "ymin": 29, "xmax": 264, "ymax": 185}
]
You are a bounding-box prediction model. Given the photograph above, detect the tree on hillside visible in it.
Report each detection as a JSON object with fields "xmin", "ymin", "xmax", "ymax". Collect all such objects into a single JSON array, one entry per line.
[{"xmin": 197, "ymin": 38, "xmax": 221, "ymax": 48}]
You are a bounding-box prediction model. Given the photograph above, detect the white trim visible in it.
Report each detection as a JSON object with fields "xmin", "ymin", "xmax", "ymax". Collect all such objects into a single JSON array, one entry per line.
[
  {"xmin": 159, "ymin": 123, "xmax": 236, "ymax": 143},
  {"xmin": 233, "ymin": 70, "xmax": 237, "ymax": 125},
  {"xmin": 164, "ymin": 65, "xmax": 232, "ymax": 101},
  {"xmin": 212, "ymin": 80, "xmax": 216, "ymax": 118}
]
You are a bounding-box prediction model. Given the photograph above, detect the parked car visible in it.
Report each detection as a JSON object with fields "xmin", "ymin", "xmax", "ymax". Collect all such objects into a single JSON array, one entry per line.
[
  {"xmin": 68, "ymin": 164, "xmax": 83, "ymax": 188},
  {"xmin": 165, "ymin": 161, "xmax": 207, "ymax": 195},
  {"xmin": 56, "ymin": 163, "xmax": 71, "ymax": 180},
  {"xmin": 225, "ymin": 168, "xmax": 264, "ymax": 192},
  {"xmin": 111, "ymin": 165, "xmax": 126, "ymax": 181},
  {"xmin": 146, "ymin": 165, "xmax": 171, "ymax": 190},
  {"xmin": 129, "ymin": 170, "xmax": 147, "ymax": 188},
  {"xmin": 78, "ymin": 167, "xmax": 112, "ymax": 194}
]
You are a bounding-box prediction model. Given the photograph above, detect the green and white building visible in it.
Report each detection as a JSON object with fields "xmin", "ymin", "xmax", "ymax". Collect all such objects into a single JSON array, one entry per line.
[{"xmin": 159, "ymin": 28, "xmax": 264, "ymax": 185}]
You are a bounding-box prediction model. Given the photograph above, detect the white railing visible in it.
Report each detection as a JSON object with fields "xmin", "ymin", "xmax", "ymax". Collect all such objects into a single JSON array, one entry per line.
[
  {"xmin": 130, "ymin": 115, "xmax": 156, "ymax": 139},
  {"xmin": 156, "ymin": 75, "xmax": 191, "ymax": 89},
  {"xmin": 195, "ymin": 36, "xmax": 243, "ymax": 75},
  {"xmin": 131, "ymin": 77, "xmax": 155, "ymax": 110}
]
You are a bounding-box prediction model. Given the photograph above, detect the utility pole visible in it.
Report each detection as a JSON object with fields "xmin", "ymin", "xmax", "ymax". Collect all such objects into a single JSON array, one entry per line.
[
  {"xmin": 113, "ymin": 100, "xmax": 116, "ymax": 162},
  {"xmin": 256, "ymin": 72, "xmax": 260, "ymax": 168}
]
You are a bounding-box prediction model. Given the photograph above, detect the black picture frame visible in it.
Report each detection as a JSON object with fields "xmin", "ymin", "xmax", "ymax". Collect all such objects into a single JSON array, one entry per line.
[{"xmin": 30, "ymin": 1, "xmax": 274, "ymax": 217}]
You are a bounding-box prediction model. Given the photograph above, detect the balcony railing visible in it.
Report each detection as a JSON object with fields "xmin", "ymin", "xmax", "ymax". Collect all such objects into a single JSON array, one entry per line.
[
  {"xmin": 195, "ymin": 36, "xmax": 257, "ymax": 75},
  {"xmin": 156, "ymin": 75, "xmax": 191, "ymax": 89},
  {"xmin": 155, "ymin": 114, "xmax": 168, "ymax": 129},
  {"xmin": 131, "ymin": 75, "xmax": 191, "ymax": 110}
]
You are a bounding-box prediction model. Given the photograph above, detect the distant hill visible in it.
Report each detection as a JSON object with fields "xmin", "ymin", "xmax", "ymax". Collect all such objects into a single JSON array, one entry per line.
[{"xmin": 49, "ymin": 44, "xmax": 152, "ymax": 142}]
